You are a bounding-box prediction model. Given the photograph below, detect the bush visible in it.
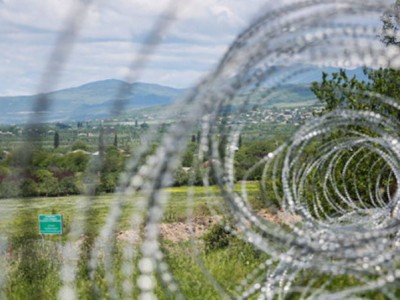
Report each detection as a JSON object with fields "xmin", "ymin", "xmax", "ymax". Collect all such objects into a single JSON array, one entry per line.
[
  {"xmin": 203, "ymin": 223, "xmax": 231, "ymax": 252},
  {"xmin": 59, "ymin": 176, "xmax": 80, "ymax": 195},
  {"xmin": 0, "ymin": 178, "xmax": 20, "ymax": 198},
  {"xmin": 20, "ymin": 178, "xmax": 38, "ymax": 197},
  {"xmin": 71, "ymin": 141, "xmax": 89, "ymax": 151},
  {"xmin": 99, "ymin": 172, "xmax": 119, "ymax": 193},
  {"xmin": 34, "ymin": 169, "xmax": 59, "ymax": 196},
  {"xmin": 172, "ymin": 166, "xmax": 204, "ymax": 187},
  {"xmin": 234, "ymin": 139, "xmax": 281, "ymax": 180},
  {"xmin": 62, "ymin": 151, "xmax": 90, "ymax": 173},
  {"xmin": 173, "ymin": 168, "xmax": 190, "ymax": 186}
]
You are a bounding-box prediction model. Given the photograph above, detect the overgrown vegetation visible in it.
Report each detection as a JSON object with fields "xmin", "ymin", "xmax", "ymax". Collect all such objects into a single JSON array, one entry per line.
[
  {"xmin": 302, "ymin": 3, "xmax": 400, "ymax": 215},
  {"xmin": 0, "ymin": 184, "xmax": 267, "ymax": 298},
  {"xmin": 0, "ymin": 145, "xmax": 126, "ymax": 198},
  {"xmin": 3, "ymin": 4, "xmax": 400, "ymax": 296}
]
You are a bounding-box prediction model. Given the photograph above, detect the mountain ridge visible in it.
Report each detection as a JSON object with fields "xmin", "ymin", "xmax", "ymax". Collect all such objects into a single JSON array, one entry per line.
[
  {"xmin": 0, "ymin": 66, "xmax": 367, "ymax": 124},
  {"xmin": 0, "ymin": 80, "xmax": 187, "ymax": 124}
]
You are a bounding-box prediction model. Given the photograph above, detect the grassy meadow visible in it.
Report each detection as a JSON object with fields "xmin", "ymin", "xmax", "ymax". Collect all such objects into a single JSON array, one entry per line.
[
  {"xmin": 0, "ymin": 182, "xmax": 269, "ymax": 299},
  {"xmin": 0, "ymin": 182, "xmax": 392, "ymax": 299}
]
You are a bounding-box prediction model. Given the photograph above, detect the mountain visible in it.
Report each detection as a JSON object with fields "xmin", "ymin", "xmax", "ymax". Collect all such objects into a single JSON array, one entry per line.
[
  {"xmin": 0, "ymin": 80, "xmax": 186, "ymax": 124},
  {"xmin": 0, "ymin": 66, "xmax": 367, "ymax": 124}
]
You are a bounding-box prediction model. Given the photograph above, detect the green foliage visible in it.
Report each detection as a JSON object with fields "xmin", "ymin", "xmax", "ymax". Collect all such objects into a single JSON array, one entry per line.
[
  {"xmin": 54, "ymin": 132, "xmax": 60, "ymax": 149},
  {"xmin": 20, "ymin": 178, "xmax": 38, "ymax": 197},
  {"xmin": 311, "ymin": 0, "xmax": 400, "ymax": 115},
  {"xmin": 203, "ymin": 223, "xmax": 231, "ymax": 252},
  {"xmin": 99, "ymin": 172, "xmax": 119, "ymax": 193},
  {"xmin": 113, "ymin": 133, "xmax": 118, "ymax": 147},
  {"xmin": 173, "ymin": 167, "xmax": 191, "ymax": 187},
  {"xmin": 181, "ymin": 142, "xmax": 197, "ymax": 167},
  {"xmin": 34, "ymin": 169, "xmax": 59, "ymax": 196},
  {"xmin": 62, "ymin": 151, "xmax": 90, "ymax": 173},
  {"xmin": 0, "ymin": 147, "xmax": 89, "ymax": 198},
  {"xmin": 2, "ymin": 184, "xmax": 398, "ymax": 299},
  {"xmin": 311, "ymin": 67, "xmax": 400, "ymax": 119},
  {"xmin": 0, "ymin": 164, "xmax": 10, "ymax": 177},
  {"xmin": 140, "ymin": 122, "xmax": 149, "ymax": 129},
  {"xmin": 96, "ymin": 146, "xmax": 125, "ymax": 193},
  {"xmin": 310, "ymin": 69, "xmax": 369, "ymax": 112},
  {"xmin": 309, "ymin": 13, "xmax": 400, "ymax": 213},
  {"xmin": 164, "ymin": 226, "xmax": 267, "ymax": 298},
  {"xmin": 234, "ymin": 139, "xmax": 283, "ymax": 180},
  {"xmin": 31, "ymin": 148, "xmax": 52, "ymax": 168},
  {"xmin": 72, "ymin": 140, "xmax": 89, "ymax": 151},
  {"xmin": 309, "ymin": 70, "xmax": 400, "ymax": 215},
  {"xmin": 102, "ymin": 146, "xmax": 124, "ymax": 173},
  {"xmin": 172, "ymin": 166, "xmax": 203, "ymax": 187},
  {"xmin": 0, "ymin": 179, "xmax": 20, "ymax": 198},
  {"xmin": 98, "ymin": 126, "xmax": 105, "ymax": 157},
  {"xmin": 381, "ymin": 0, "xmax": 400, "ymax": 46},
  {"xmin": 58, "ymin": 176, "xmax": 80, "ymax": 195},
  {"xmin": 6, "ymin": 147, "xmax": 33, "ymax": 168},
  {"xmin": 4, "ymin": 204, "xmax": 61, "ymax": 299},
  {"xmin": 6, "ymin": 242, "xmax": 61, "ymax": 300}
]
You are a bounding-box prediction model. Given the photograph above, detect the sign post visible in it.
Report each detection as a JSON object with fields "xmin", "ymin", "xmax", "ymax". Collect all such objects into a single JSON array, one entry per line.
[
  {"xmin": 39, "ymin": 214, "xmax": 63, "ymax": 235},
  {"xmin": 39, "ymin": 214, "xmax": 63, "ymax": 253}
]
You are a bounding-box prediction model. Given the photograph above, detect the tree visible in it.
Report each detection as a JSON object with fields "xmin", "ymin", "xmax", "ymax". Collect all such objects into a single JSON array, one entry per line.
[
  {"xmin": 34, "ymin": 169, "xmax": 58, "ymax": 196},
  {"xmin": 59, "ymin": 176, "xmax": 79, "ymax": 195},
  {"xmin": 310, "ymin": 68, "xmax": 400, "ymax": 118},
  {"xmin": 98, "ymin": 125, "xmax": 105, "ymax": 158},
  {"xmin": 54, "ymin": 132, "xmax": 60, "ymax": 149},
  {"xmin": 72, "ymin": 140, "xmax": 89, "ymax": 151},
  {"xmin": 62, "ymin": 152, "xmax": 90, "ymax": 172},
  {"xmin": 311, "ymin": 0, "xmax": 400, "ymax": 117},
  {"xmin": 113, "ymin": 133, "xmax": 118, "ymax": 148},
  {"xmin": 308, "ymin": 5, "xmax": 400, "ymax": 213},
  {"xmin": 381, "ymin": 0, "xmax": 400, "ymax": 46},
  {"xmin": 140, "ymin": 122, "xmax": 149, "ymax": 129},
  {"xmin": 196, "ymin": 131, "xmax": 201, "ymax": 144},
  {"xmin": 234, "ymin": 139, "xmax": 282, "ymax": 180},
  {"xmin": 98, "ymin": 146, "xmax": 124, "ymax": 193},
  {"xmin": 182, "ymin": 142, "xmax": 197, "ymax": 167}
]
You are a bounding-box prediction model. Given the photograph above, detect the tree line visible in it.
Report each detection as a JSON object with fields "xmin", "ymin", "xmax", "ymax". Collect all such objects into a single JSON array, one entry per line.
[{"xmin": 0, "ymin": 141, "xmax": 125, "ymax": 198}]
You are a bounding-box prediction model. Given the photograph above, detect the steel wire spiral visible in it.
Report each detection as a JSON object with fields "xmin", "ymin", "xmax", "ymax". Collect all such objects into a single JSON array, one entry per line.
[{"xmin": 2, "ymin": 0, "xmax": 400, "ymax": 299}]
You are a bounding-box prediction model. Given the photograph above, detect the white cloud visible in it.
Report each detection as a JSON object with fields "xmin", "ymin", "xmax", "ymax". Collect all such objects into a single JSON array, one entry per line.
[{"xmin": 0, "ymin": 0, "xmax": 290, "ymax": 96}]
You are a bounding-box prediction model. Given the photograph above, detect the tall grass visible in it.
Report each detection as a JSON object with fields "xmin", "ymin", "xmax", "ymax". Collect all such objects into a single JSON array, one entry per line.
[{"xmin": 5, "ymin": 183, "xmax": 385, "ymax": 299}]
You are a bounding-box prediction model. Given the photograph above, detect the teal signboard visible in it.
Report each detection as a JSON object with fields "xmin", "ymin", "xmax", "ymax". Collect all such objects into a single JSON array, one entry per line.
[{"xmin": 39, "ymin": 214, "xmax": 63, "ymax": 235}]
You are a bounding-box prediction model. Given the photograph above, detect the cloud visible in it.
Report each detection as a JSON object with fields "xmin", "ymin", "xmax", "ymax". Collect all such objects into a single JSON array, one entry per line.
[{"xmin": 0, "ymin": 0, "xmax": 271, "ymax": 96}]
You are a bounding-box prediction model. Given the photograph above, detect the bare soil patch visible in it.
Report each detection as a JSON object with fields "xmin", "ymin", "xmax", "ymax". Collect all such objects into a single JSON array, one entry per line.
[
  {"xmin": 115, "ymin": 210, "xmax": 301, "ymax": 244},
  {"xmin": 257, "ymin": 209, "xmax": 302, "ymax": 225}
]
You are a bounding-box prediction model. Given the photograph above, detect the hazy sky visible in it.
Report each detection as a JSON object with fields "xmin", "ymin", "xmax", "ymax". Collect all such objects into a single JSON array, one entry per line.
[{"xmin": 0, "ymin": 0, "xmax": 269, "ymax": 96}]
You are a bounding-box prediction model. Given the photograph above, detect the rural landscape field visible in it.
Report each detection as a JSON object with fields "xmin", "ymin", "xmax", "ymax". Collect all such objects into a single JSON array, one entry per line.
[{"xmin": 2, "ymin": 0, "xmax": 400, "ymax": 299}]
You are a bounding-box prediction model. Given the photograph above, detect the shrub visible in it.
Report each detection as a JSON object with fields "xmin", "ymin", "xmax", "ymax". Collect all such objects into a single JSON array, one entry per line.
[{"xmin": 203, "ymin": 223, "xmax": 231, "ymax": 252}]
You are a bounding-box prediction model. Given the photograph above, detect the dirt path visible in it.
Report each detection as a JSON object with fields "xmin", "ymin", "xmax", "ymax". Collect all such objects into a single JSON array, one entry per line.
[
  {"xmin": 116, "ymin": 215, "xmax": 222, "ymax": 243},
  {"xmin": 116, "ymin": 210, "xmax": 301, "ymax": 244}
]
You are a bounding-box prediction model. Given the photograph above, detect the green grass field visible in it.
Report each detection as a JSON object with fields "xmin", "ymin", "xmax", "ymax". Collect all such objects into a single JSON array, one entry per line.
[
  {"xmin": 0, "ymin": 182, "xmax": 261, "ymax": 234},
  {"xmin": 0, "ymin": 182, "xmax": 270, "ymax": 299},
  {"xmin": 0, "ymin": 183, "xmax": 392, "ymax": 299}
]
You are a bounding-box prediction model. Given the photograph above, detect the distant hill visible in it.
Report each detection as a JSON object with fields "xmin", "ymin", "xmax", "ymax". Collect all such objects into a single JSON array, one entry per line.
[
  {"xmin": 0, "ymin": 80, "xmax": 186, "ymax": 124},
  {"xmin": 248, "ymin": 66, "xmax": 367, "ymax": 108},
  {"xmin": 262, "ymin": 84, "xmax": 317, "ymax": 107},
  {"xmin": 280, "ymin": 65, "xmax": 367, "ymax": 84},
  {"xmin": 0, "ymin": 66, "xmax": 367, "ymax": 124}
]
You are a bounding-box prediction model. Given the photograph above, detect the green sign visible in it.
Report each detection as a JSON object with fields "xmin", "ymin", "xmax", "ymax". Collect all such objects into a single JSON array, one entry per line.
[{"xmin": 39, "ymin": 214, "xmax": 63, "ymax": 235}]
